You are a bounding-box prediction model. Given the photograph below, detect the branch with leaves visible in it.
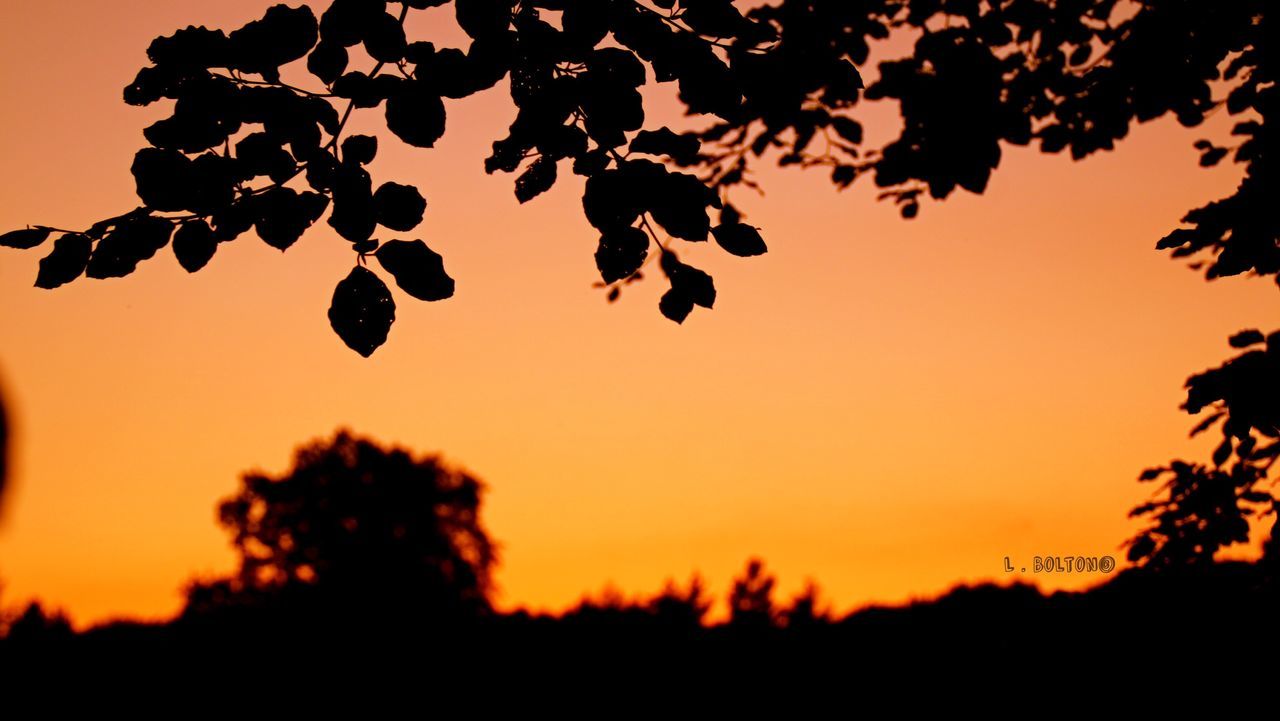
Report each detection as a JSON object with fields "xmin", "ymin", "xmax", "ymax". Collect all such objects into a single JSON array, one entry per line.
[{"xmin": 1, "ymin": 0, "xmax": 801, "ymax": 356}]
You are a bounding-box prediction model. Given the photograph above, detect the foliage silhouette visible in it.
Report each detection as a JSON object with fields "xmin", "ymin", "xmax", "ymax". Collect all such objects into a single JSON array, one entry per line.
[
  {"xmin": 0, "ymin": 1, "xmax": 1268, "ymax": 334},
  {"xmin": 0, "ymin": 0, "xmax": 1274, "ymax": 566},
  {"xmin": 183, "ymin": 429, "xmax": 495, "ymax": 620},
  {"xmin": 727, "ymin": 557, "xmax": 777, "ymax": 629},
  {"xmin": 0, "ymin": 603, "xmax": 73, "ymax": 647},
  {"xmin": 1128, "ymin": 330, "xmax": 1280, "ymax": 568},
  {"xmin": 0, "ymin": 1, "xmax": 1267, "ymax": 325}
]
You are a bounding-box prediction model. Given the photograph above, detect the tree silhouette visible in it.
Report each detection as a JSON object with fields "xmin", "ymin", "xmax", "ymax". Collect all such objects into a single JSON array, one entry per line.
[
  {"xmin": 0, "ymin": 1, "xmax": 1273, "ymax": 563},
  {"xmin": 781, "ymin": 579, "xmax": 832, "ymax": 629},
  {"xmin": 185, "ymin": 429, "xmax": 495, "ymax": 620},
  {"xmin": 1128, "ymin": 330, "xmax": 1279, "ymax": 568},
  {"xmin": 728, "ymin": 557, "xmax": 777, "ymax": 628}
]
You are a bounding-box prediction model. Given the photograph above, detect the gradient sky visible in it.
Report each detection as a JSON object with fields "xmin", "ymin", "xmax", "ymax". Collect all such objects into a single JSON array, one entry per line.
[{"xmin": 0, "ymin": 1, "xmax": 1273, "ymax": 627}]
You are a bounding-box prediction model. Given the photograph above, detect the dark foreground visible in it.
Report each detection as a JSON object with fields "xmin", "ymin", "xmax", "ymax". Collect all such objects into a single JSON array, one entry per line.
[{"xmin": 3, "ymin": 563, "xmax": 1276, "ymax": 700}]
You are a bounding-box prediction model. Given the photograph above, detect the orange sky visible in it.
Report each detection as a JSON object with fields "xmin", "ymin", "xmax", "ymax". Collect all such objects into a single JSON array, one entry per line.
[{"xmin": 0, "ymin": 1, "xmax": 1273, "ymax": 627}]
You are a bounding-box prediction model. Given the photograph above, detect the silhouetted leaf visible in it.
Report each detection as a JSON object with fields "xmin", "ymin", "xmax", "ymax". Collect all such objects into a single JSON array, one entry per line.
[
  {"xmin": 141, "ymin": 74, "xmax": 243, "ymax": 152},
  {"xmin": 416, "ymin": 45, "xmax": 492, "ymax": 99},
  {"xmin": 1189, "ymin": 411, "xmax": 1224, "ymax": 437},
  {"xmin": 0, "ymin": 227, "xmax": 52, "ymax": 249},
  {"xmin": 595, "ymin": 227, "xmax": 649, "ymax": 283},
  {"xmin": 831, "ymin": 117, "xmax": 863, "ymax": 144},
  {"xmin": 86, "ymin": 215, "xmax": 174, "ymax": 279},
  {"xmin": 329, "ymin": 266, "xmax": 396, "ymax": 357},
  {"xmin": 562, "ymin": 0, "xmax": 610, "ymax": 50},
  {"xmin": 630, "ymin": 128, "xmax": 701, "ymax": 165},
  {"xmin": 173, "ymin": 220, "xmax": 218, "ymax": 273},
  {"xmin": 455, "ymin": 0, "xmax": 513, "ymax": 40},
  {"xmin": 682, "ymin": 0, "xmax": 746, "ymax": 37},
  {"xmin": 123, "ymin": 65, "xmax": 181, "ymax": 107},
  {"xmin": 1199, "ymin": 147, "xmax": 1228, "ymax": 167},
  {"xmin": 328, "ymin": 164, "xmax": 377, "ymax": 242},
  {"xmin": 649, "ymin": 171, "xmax": 715, "ymax": 241},
  {"xmin": 375, "ymin": 239, "xmax": 454, "ymax": 301},
  {"xmin": 1229, "ymin": 329, "xmax": 1265, "ymax": 348},
  {"xmin": 235, "ymin": 133, "xmax": 296, "ymax": 183},
  {"xmin": 307, "ymin": 41, "xmax": 348, "ymax": 85},
  {"xmin": 34, "ymin": 234, "xmax": 92, "ymax": 289},
  {"xmin": 185, "ymin": 153, "xmax": 239, "ymax": 215},
  {"xmin": 132, "ymin": 148, "xmax": 194, "ymax": 211},
  {"xmin": 661, "ymin": 252, "xmax": 715, "ymax": 309},
  {"xmin": 573, "ymin": 149, "xmax": 610, "ymax": 177},
  {"xmin": 210, "ymin": 200, "xmax": 257, "ymax": 242},
  {"xmin": 659, "ymin": 288, "xmax": 695, "ymax": 324},
  {"xmin": 364, "ymin": 11, "xmax": 407, "ymax": 63},
  {"xmin": 515, "ymin": 156, "xmax": 557, "ymax": 203},
  {"xmin": 319, "ymin": 0, "xmax": 381, "ymax": 47},
  {"xmin": 146, "ymin": 25, "xmax": 230, "ymax": 69},
  {"xmin": 373, "ymin": 182, "xmax": 427, "ymax": 231},
  {"xmin": 579, "ymin": 50, "xmax": 647, "ymax": 142},
  {"xmin": 342, "ymin": 135, "xmax": 378, "ymax": 165},
  {"xmin": 386, "ymin": 83, "xmax": 447, "ymax": 148},
  {"xmin": 675, "ymin": 43, "xmax": 739, "ymax": 118},
  {"xmin": 583, "ymin": 166, "xmax": 645, "ymax": 232},
  {"xmin": 1213, "ymin": 438, "xmax": 1233, "ymax": 467},
  {"xmin": 255, "ymin": 188, "xmax": 330, "ymax": 251},
  {"xmin": 227, "ymin": 4, "xmax": 318, "ymax": 77},
  {"xmin": 711, "ymin": 223, "xmax": 767, "ymax": 257},
  {"xmin": 333, "ymin": 71, "xmax": 396, "ymax": 108}
]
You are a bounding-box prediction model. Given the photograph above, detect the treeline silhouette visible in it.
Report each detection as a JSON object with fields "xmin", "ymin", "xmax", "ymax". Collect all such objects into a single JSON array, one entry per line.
[{"xmin": 2, "ymin": 431, "xmax": 1277, "ymax": 689}]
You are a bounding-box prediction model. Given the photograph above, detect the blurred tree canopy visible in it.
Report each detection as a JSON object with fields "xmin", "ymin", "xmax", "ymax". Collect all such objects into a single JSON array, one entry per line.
[
  {"xmin": 0, "ymin": 1, "xmax": 1273, "ymax": 565},
  {"xmin": 185, "ymin": 430, "xmax": 495, "ymax": 619}
]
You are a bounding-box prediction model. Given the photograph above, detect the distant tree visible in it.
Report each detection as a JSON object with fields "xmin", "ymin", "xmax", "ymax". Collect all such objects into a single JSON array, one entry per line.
[
  {"xmin": 781, "ymin": 579, "xmax": 832, "ymax": 629},
  {"xmin": 647, "ymin": 575, "xmax": 712, "ymax": 628},
  {"xmin": 728, "ymin": 558, "xmax": 777, "ymax": 629},
  {"xmin": 188, "ymin": 430, "xmax": 495, "ymax": 619},
  {"xmin": 1, "ymin": 602, "xmax": 73, "ymax": 645},
  {"xmin": 0, "ymin": 1, "xmax": 1273, "ymax": 562}
]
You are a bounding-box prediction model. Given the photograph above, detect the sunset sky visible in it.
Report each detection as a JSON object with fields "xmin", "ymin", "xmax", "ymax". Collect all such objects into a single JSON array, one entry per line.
[{"xmin": 0, "ymin": 1, "xmax": 1273, "ymax": 627}]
